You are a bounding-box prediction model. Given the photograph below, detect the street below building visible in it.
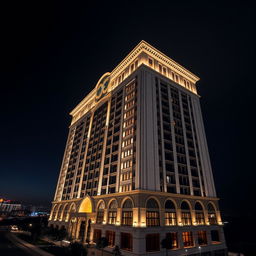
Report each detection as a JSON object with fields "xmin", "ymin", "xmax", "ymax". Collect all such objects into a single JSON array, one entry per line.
[{"xmin": 0, "ymin": 230, "xmax": 33, "ymax": 256}]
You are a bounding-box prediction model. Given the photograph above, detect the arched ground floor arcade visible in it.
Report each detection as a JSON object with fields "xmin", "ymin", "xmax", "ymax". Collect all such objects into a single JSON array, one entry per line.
[{"xmin": 48, "ymin": 190, "xmax": 227, "ymax": 256}]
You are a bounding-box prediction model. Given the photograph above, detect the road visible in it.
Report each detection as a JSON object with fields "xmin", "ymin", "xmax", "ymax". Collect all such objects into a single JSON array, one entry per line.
[{"xmin": 0, "ymin": 230, "xmax": 33, "ymax": 256}]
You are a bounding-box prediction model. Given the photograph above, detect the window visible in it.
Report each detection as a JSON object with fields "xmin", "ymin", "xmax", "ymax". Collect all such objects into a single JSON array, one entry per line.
[
  {"xmin": 121, "ymin": 232, "xmax": 132, "ymax": 251},
  {"xmin": 108, "ymin": 200, "xmax": 117, "ymax": 224},
  {"xmin": 182, "ymin": 231, "xmax": 194, "ymax": 247},
  {"xmin": 181, "ymin": 201, "xmax": 191, "ymax": 225},
  {"xmin": 106, "ymin": 230, "xmax": 115, "ymax": 247},
  {"xmin": 146, "ymin": 234, "xmax": 160, "ymax": 252},
  {"xmin": 93, "ymin": 229, "xmax": 102, "ymax": 242},
  {"xmin": 166, "ymin": 232, "xmax": 178, "ymax": 249},
  {"xmin": 198, "ymin": 231, "xmax": 207, "ymax": 245},
  {"xmin": 165, "ymin": 200, "xmax": 176, "ymax": 226},
  {"xmin": 122, "ymin": 199, "xmax": 133, "ymax": 226},
  {"xmin": 96, "ymin": 202, "xmax": 104, "ymax": 224},
  {"xmin": 146, "ymin": 199, "xmax": 160, "ymax": 226},
  {"xmin": 211, "ymin": 230, "xmax": 220, "ymax": 243},
  {"xmin": 208, "ymin": 203, "xmax": 217, "ymax": 225},
  {"xmin": 195, "ymin": 202, "xmax": 205, "ymax": 225}
]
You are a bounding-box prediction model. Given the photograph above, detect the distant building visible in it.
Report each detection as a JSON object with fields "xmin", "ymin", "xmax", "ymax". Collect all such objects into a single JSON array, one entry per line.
[
  {"xmin": 49, "ymin": 41, "xmax": 227, "ymax": 255},
  {"xmin": 0, "ymin": 198, "xmax": 22, "ymax": 216}
]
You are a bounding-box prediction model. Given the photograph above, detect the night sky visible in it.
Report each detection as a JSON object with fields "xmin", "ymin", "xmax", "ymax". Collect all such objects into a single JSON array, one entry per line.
[{"xmin": 1, "ymin": 1, "xmax": 255, "ymax": 216}]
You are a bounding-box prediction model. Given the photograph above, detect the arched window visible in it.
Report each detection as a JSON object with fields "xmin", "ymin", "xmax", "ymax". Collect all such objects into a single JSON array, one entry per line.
[
  {"xmin": 57, "ymin": 204, "xmax": 63, "ymax": 221},
  {"xmin": 96, "ymin": 202, "xmax": 105, "ymax": 224},
  {"xmin": 181, "ymin": 201, "xmax": 191, "ymax": 225},
  {"xmin": 108, "ymin": 200, "xmax": 117, "ymax": 224},
  {"xmin": 207, "ymin": 203, "xmax": 217, "ymax": 225},
  {"xmin": 165, "ymin": 200, "xmax": 176, "ymax": 226},
  {"xmin": 62, "ymin": 204, "xmax": 69, "ymax": 222},
  {"xmin": 195, "ymin": 202, "xmax": 205, "ymax": 225},
  {"xmin": 146, "ymin": 198, "xmax": 160, "ymax": 227},
  {"xmin": 122, "ymin": 199, "xmax": 133, "ymax": 226}
]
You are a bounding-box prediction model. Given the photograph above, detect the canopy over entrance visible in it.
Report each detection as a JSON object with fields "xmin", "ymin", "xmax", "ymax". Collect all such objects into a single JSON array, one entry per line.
[{"xmin": 78, "ymin": 197, "xmax": 92, "ymax": 213}]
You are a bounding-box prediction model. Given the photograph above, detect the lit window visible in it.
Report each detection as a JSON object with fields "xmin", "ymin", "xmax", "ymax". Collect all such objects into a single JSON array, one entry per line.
[{"xmin": 182, "ymin": 231, "xmax": 194, "ymax": 247}]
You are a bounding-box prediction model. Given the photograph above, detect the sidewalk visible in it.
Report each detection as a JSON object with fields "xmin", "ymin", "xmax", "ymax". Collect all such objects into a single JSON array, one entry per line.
[{"xmin": 7, "ymin": 232, "xmax": 54, "ymax": 256}]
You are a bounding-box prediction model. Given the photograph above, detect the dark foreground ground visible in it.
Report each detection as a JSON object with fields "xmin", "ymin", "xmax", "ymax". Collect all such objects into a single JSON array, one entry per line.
[
  {"xmin": 0, "ymin": 230, "xmax": 32, "ymax": 256},
  {"xmin": 223, "ymin": 215, "xmax": 256, "ymax": 256}
]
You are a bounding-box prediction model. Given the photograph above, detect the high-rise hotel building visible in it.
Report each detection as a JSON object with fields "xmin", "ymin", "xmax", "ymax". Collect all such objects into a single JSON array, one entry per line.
[{"xmin": 49, "ymin": 41, "xmax": 226, "ymax": 255}]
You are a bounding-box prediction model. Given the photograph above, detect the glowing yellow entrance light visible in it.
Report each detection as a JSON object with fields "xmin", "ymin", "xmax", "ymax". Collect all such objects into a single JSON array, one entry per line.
[{"xmin": 78, "ymin": 197, "xmax": 92, "ymax": 213}]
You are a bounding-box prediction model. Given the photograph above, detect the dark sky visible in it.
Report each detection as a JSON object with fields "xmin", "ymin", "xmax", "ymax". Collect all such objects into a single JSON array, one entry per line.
[{"xmin": 1, "ymin": 1, "xmax": 255, "ymax": 215}]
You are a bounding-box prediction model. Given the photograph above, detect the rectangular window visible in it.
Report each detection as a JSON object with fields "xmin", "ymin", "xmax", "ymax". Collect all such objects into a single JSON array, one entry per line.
[
  {"xmin": 96, "ymin": 211, "xmax": 104, "ymax": 224},
  {"xmin": 196, "ymin": 212, "xmax": 205, "ymax": 225},
  {"xmin": 198, "ymin": 231, "xmax": 207, "ymax": 245},
  {"xmin": 121, "ymin": 232, "xmax": 132, "ymax": 251},
  {"xmin": 211, "ymin": 230, "xmax": 220, "ymax": 243},
  {"xmin": 108, "ymin": 211, "xmax": 117, "ymax": 224},
  {"xmin": 146, "ymin": 234, "xmax": 160, "ymax": 252},
  {"xmin": 106, "ymin": 230, "xmax": 115, "ymax": 247},
  {"xmin": 122, "ymin": 211, "xmax": 133, "ymax": 226},
  {"xmin": 93, "ymin": 229, "xmax": 102, "ymax": 242},
  {"xmin": 146, "ymin": 211, "xmax": 160, "ymax": 226},
  {"xmin": 166, "ymin": 232, "xmax": 178, "ymax": 249},
  {"xmin": 181, "ymin": 212, "xmax": 191, "ymax": 225},
  {"xmin": 165, "ymin": 212, "xmax": 176, "ymax": 226},
  {"xmin": 182, "ymin": 231, "xmax": 194, "ymax": 247}
]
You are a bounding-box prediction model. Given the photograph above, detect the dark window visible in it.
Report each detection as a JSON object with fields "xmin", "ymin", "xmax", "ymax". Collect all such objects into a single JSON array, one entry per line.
[
  {"xmin": 109, "ymin": 176, "xmax": 116, "ymax": 184},
  {"xmin": 211, "ymin": 230, "xmax": 220, "ymax": 243},
  {"xmin": 121, "ymin": 232, "xmax": 132, "ymax": 251},
  {"xmin": 146, "ymin": 234, "xmax": 160, "ymax": 252},
  {"xmin": 166, "ymin": 232, "xmax": 179, "ymax": 249},
  {"xmin": 96, "ymin": 211, "xmax": 104, "ymax": 224},
  {"xmin": 198, "ymin": 231, "xmax": 207, "ymax": 245},
  {"xmin": 93, "ymin": 229, "xmax": 102, "ymax": 243},
  {"xmin": 106, "ymin": 230, "xmax": 115, "ymax": 247}
]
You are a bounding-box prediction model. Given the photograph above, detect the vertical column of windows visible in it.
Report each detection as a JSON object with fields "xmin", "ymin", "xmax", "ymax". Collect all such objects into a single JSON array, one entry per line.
[
  {"xmin": 161, "ymin": 84, "xmax": 176, "ymax": 193},
  {"xmin": 119, "ymin": 81, "xmax": 137, "ymax": 192},
  {"xmin": 155, "ymin": 81, "xmax": 164, "ymax": 192},
  {"xmin": 181, "ymin": 94, "xmax": 201, "ymax": 196},
  {"xmin": 82, "ymin": 103, "xmax": 107, "ymax": 196},
  {"xmin": 62, "ymin": 120, "xmax": 85, "ymax": 200},
  {"xmin": 170, "ymin": 88, "xmax": 190, "ymax": 195},
  {"xmin": 73, "ymin": 115, "xmax": 91, "ymax": 199},
  {"xmin": 188, "ymin": 97, "xmax": 206, "ymax": 197},
  {"xmin": 101, "ymin": 91, "xmax": 123, "ymax": 195},
  {"xmin": 77, "ymin": 116, "xmax": 91, "ymax": 198},
  {"xmin": 56, "ymin": 128, "xmax": 75, "ymax": 201}
]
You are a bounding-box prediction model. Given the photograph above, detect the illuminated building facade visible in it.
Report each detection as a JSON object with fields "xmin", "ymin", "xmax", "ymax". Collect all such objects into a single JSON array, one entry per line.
[{"xmin": 49, "ymin": 41, "xmax": 226, "ymax": 255}]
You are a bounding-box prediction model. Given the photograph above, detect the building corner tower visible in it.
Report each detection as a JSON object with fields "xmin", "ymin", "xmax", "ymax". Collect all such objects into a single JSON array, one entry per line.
[{"xmin": 49, "ymin": 41, "xmax": 227, "ymax": 256}]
